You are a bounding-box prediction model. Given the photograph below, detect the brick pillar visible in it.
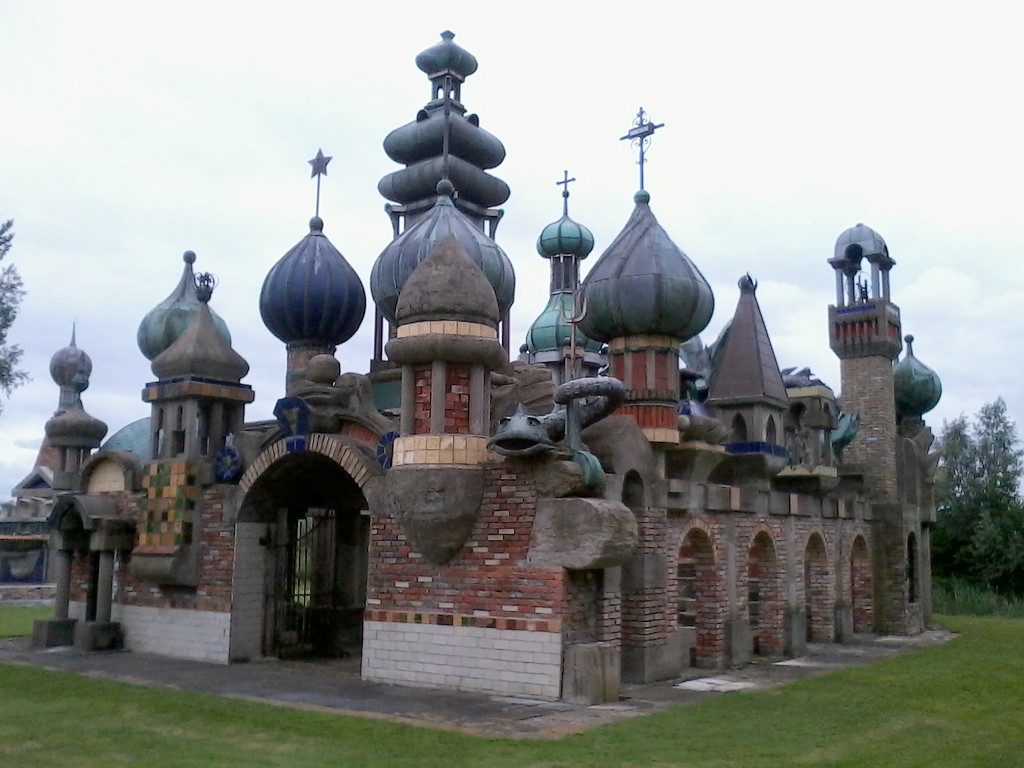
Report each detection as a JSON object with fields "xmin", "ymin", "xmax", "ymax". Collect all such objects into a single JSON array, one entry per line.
[{"xmin": 608, "ymin": 335, "xmax": 680, "ymax": 445}]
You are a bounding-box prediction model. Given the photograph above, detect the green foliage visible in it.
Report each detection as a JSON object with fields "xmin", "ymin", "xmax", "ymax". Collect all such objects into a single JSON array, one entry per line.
[
  {"xmin": 0, "ymin": 614, "xmax": 1023, "ymax": 766},
  {"xmin": 932, "ymin": 577, "xmax": 1024, "ymax": 618},
  {"xmin": 934, "ymin": 398, "xmax": 1024, "ymax": 593},
  {"xmin": 0, "ymin": 604, "xmax": 50, "ymax": 637},
  {"xmin": 0, "ymin": 218, "xmax": 27, "ymax": 408}
]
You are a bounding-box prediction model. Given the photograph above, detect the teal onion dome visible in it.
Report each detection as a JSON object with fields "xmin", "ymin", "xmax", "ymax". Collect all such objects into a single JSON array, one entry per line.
[
  {"xmin": 579, "ymin": 191, "xmax": 714, "ymax": 343},
  {"xmin": 259, "ymin": 217, "xmax": 367, "ymax": 346},
  {"xmin": 537, "ymin": 214, "xmax": 594, "ymax": 259},
  {"xmin": 371, "ymin": 181, "xmax": 515, "ymax": 325},
  {"xmin": 894, "ymin": 334, "xmax": 942, "ymax": 417},
  {"xmin": 525, "ymin": 293, "xmax": 602, "ymax": 354},
  {"xmin": 137, "ymin": 251, "xmax": 231, "ymax": 361}
]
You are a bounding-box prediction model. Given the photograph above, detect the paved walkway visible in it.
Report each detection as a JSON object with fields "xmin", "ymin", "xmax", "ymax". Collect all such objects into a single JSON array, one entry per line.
[{"xmin": 0, "ymin": 630, "xmax": 953, "ymax": 738}]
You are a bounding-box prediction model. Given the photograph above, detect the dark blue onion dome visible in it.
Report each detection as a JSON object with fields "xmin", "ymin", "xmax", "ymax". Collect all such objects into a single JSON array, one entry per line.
[
  {"xmin": 835, "ymin": 222, "xmax": 888, "ymax": 263},
  {"xmin": 138, "ymin": 251, "xmax": 231, "ymax": 361},
  {"xmin": 371, "ymin": 180, "xmax": 515, "ymax": 324},
  {"xmin": 50, "ymin": 325, "xmax": 92, "ymax": 389},
  {"xmin": 153, "ymin": 275, "xmax": 250, "ymax": 383},
  {"xmin": 894, "ymin": 334, "xmax": 942, "ymax": 417},
  {"xmin": 579, "ymin": 190, "xmax": 714, "ymax": 343},
  {"xmin": 259, "ymin": 216, "xmax": 367, "ymax": 346},
  {"xmin": 379, "ymin": 31, "xmax": 509, "ymax": 211}
]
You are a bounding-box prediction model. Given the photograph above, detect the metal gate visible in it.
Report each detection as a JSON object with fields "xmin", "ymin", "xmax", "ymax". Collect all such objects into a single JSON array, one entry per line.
[{"xmin": 266, "ymin": 507, "xmax": 341, "ymax": 658}]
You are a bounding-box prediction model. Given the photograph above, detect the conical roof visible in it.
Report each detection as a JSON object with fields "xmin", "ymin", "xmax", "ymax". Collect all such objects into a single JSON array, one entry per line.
[
  {"xmin": 893, "ymin": 334, "xmax": 942, "ymax": 417},
  {"xmin": 372, "ymin": 181, "xmax": 515, "ymax": 324},
  {"xmin": 395, "ymin": 233, "xmax": 498, "ymax": 326},
  {"xmin": 579, "ymin": 191, "xmax": 713, "ymax": 343},
  {"xmin": 152, "ymin": 280, "xmax": 249, "ymax": 383},
  {"xmin": 259, "ymin": 216, "xmax": 367, "ymax": 347},
  {"xmin": 138, "ymin": 251, "xmax": 232, "ymax": 360},
  {"xmin": 706, "ymin": 275, "xmax": 788, "ymax": 407}
]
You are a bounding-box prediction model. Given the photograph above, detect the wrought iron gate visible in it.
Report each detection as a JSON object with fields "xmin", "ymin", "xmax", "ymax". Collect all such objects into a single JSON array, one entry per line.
[{"xmin": 266, "ymin": 507, "xmax": 340, "ymax": 658}]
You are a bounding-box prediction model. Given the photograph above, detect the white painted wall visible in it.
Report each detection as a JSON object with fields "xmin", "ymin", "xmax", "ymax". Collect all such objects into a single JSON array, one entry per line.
[
  {"xmin": 362, "ymin": 621, "xmax": 563, "ymax": 699},
  {"xmin": 113, "ymin": 603, "xmax": 231, "ymax": 663},
  {"xmin": 229, "ymin": 522, "xmax": 268, "ymax": 661}
]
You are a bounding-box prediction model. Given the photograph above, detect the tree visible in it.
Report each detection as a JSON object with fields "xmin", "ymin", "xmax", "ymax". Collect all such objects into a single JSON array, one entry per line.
[
  {"xmin": 934, "ymin": 398, "xmax": 1024, "ymax": 593},
  {"xmin": 0, "ymin": 218, "xmax": 27, "ymax": 410}
]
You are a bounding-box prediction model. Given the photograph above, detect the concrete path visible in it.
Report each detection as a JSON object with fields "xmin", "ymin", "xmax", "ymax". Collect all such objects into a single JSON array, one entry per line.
[{"xmin": 0, "ymin": 630, "xmax": 954, "ymax": 738}]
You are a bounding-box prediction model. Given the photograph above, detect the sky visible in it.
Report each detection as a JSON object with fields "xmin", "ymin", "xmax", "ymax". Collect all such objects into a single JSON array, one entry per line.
[{"xmin": 1, "ymin": 1, "xmax": 1022, "ymax": 499}]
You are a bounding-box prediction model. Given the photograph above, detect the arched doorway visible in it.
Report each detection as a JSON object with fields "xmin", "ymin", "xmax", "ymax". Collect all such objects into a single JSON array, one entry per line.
[
  {"xmin": 748, "ymin": 531, "xmax": 783, "ymax": 655},
  {"xmin": 850, "ymin": 535, "xmax": 872, "ymax": 633},
  {"xmin": 677, "ymin": 527, "xmax": 719, "ymax": 666},
  {"xmin": 239, "ymin": 450, "xmax": 370, "ymax": 659},
  {"xmin": 804, "ymin": 533, "xmax": 833, "ymax": 642}
]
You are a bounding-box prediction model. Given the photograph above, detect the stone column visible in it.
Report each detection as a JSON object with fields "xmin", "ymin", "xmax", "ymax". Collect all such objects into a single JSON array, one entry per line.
[
  {"xmin": 53, "ymin": 549, "xmax": 72, "ymax": 621},
  {"xmin": 96, "ymin": 550, "xmax": 115, "ymax": 624}
]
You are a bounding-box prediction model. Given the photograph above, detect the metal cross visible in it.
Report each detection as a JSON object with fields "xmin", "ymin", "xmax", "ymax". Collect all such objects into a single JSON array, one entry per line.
[
  {"xmin": 619, "ymin": 107, "xmax": 665, "ymax": 191},
  {"xmin": 556, "ymin": 170, "xmax": 576, "ymax": 216},
  {"xmin": 307, "ymin": 148, "xmax": 332, "ymax": 217}
]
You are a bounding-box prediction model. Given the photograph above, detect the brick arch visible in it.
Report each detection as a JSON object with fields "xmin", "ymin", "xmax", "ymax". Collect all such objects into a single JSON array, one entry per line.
[
  {"xmin": 746, "ymin": 526, "xmax": 784, "ymax": 656},
  {"xmin": 848, "ymin": 533, "xmax": 873, "ymax": 633},
  {"xmin": 239, "ymin": 434, "xmax": 380, "ymax": 494},
  {"xmin": 803, "ymin": 531, "xmax": 834, "ymax": 642},
  {"xmin": 675, "ymin": 518, "xmax": 724, "ymax": 667}
]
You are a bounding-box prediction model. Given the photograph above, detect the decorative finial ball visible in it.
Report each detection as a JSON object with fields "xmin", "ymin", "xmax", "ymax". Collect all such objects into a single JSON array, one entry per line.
[
  {"xmin": 436, "ymin": 179, "xmax": 455, "ymax": 198},
  {"xmin": 309, "ymin": 216, "xmax": 324, "ymax": 233},
  {"xmin": 306, "ymin": 354, "xmax": 341, "ymax": 384},
  {"xmin": 183, "ymin": 250, "xmax": 196, "ymax": 265},
  {"xmin": 194, "ymin": 272, "xmax": 217, "ymax": 303},
  {"xmin": 738, "ymin": 274, "xmax": 757, "ymax": 292},
  {"xmin": 905, "ymin": 334, "xmax": 915, "ymax": 345},
  {"xmin": 634, "ymin": 190, "xmax": 651, "ymax": 205}
]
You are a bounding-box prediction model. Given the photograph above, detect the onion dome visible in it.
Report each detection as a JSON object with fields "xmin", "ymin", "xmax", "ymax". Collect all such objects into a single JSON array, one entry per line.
[
  {"xmin": 44, "ymin": 375, "xmax": 107, "ymax": 447},
  {"xmin": 835, "ymin": 222, "xmax": 888, "ymax": 264},
  {"xmin": 579, "ymin": 191, "xmax": 714, "ymax": 343},
  {"xmin": 379, "ymin": 31, "xmax": 509, "ymax": 211},
  {"xmin": 415, "ymin": 30, "xmax": 478, "ymax": 81},
  {"xmin": 259, "ymin": 216, "xmax": 367, "ymax": 346},
  {"xmin": 395, "ymin": 234, "xmax": 499, "ymax": 327},
  {"xmin": 894, "ymin": 334, "xmax": 942, "ymax": 417},
  {"xmin": 49, "ymin": 326, "xmax": 92, "ymax": 389},
  {"xmin": 138, "ymin": 251, "xmax": 231, "ymax": 361},
  {"xmin": 537, "ymin": 211, "xmax": 594, "ymax": 260},
  {"xmin": 371, "ymin": 180, "xmax": 515, "ymax": 324},
  {"xmin": 153, "ymin": 274, "xmax": 250, "ymax": 383},
  {"xmin": 526, "ymin": 293, "xmax": 602, "ymax": 355}
]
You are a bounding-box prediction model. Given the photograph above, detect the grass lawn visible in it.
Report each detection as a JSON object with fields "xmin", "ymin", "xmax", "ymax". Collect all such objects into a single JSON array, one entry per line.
[
  {"xmin": 0, "ymin": 614, "xmax": 1022, "ymax": 767},
  {"xmin": 0, "ymin": 604, "xmax": 50, "ymax": 638}
]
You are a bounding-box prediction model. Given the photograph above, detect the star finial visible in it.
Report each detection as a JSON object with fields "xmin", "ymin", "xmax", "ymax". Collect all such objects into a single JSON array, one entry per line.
[
  {"xmin": 308, "ymin": 148, "xmax": 332, "ymax": 179},
  {"xmin": 307, "ymin": 148, "xmax": 332, "ymax": 217},
  {"xmin": 619, "ymin": 107, "xmax": 665, "ymax": 191}
]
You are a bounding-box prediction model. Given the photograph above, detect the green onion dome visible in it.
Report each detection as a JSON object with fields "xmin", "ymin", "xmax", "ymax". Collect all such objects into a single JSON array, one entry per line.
[
  {"xmin": 525, "ymin": 293, "xmax": 602, "ymax": 355},
  {"xmin": 137, "ymin": 251, "xmax": 231, "ymax": 361},
  {"xmin": 893, "ymin": 334, "xmax": 942, "ymax": 417},
  {"xmin": 579, "ymin": 191, "xmax": 714, "ymax": 343},
  {"xmin": 537, "ymin": 212, "xmax": 595, "ymax": 259}
]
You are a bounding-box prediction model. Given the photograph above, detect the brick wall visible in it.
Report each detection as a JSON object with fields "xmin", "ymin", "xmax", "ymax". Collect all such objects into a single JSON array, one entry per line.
[
  {"xmin": 839, "ymin": 355, "xmax": 898, "ymax": 500},
  {"xmin": 444, "ymin": 365, "xmax": 472, "ymax": 434},
  {"xmin": 413, "ymin": 365, "xmax": 432, "ymax": 433}
]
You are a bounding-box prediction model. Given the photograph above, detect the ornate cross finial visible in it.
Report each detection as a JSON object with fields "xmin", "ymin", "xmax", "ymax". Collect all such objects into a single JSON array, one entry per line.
[
  {"xmin": 619, "ymin": 107, "xmax": 665, "ymax": 191},
  {"xmin": 308, "ymin": 148, "xmax": 332, "ymax": 217},
  {"xmin": 556, "ymin": 170, "xmax": 576, "ymax": 216}
]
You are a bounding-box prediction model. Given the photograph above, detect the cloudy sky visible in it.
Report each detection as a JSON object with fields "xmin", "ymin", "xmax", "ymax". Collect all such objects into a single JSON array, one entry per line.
[{"xmin": 1, "ymin": 1, "xmax": 1021, "ymax": 498}]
